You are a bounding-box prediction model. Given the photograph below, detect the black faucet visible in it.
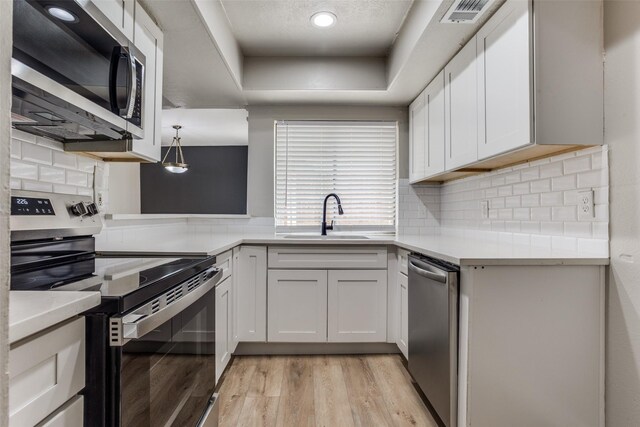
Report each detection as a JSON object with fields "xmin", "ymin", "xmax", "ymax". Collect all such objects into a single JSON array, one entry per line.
[{"xmin": 321, "ymin": 193, "xmax": 344, "ymax": 236}]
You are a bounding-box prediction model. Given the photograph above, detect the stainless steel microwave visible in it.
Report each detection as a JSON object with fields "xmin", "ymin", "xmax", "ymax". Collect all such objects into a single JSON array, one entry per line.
[{"xmin": 11, "ymin": 0, "xmax": 145, "ymax": 144}]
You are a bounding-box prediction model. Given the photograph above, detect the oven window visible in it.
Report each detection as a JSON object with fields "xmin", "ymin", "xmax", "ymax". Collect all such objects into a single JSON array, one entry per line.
[{"xmin": 120, "ymin": 287, "xmax": 216, "ymax": 426}]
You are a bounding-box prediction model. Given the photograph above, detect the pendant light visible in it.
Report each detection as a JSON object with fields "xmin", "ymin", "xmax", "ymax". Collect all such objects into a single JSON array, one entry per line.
[{"xmin": 162, "ymin": 125, "xmax": 189, "ymax": 173}]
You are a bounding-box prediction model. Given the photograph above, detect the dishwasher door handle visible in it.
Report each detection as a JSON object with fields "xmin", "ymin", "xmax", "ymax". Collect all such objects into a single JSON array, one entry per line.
[{"xmin": 409, "ymin": 260, "xmax": 448, "ymax": 283}]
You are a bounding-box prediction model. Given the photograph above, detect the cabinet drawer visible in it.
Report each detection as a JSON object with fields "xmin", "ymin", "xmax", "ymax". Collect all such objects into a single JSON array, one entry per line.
[
  {"xmin": 268, "ymin": 246, "xmax": 388, "ymax": 269},
  {"xmin": 398, "ymin": 249, "xmax": 410, "ymax": 276},
  {"xmin": 10, "ymin": 318, "xmax": 85, "ymax": 427},
  {"xmin": 215, "ymin": 250, "xmax": 233, "ymax": 282},
  {"xmin": 37, "ymin": 395, "xmax": 84, "ymax": 427}
]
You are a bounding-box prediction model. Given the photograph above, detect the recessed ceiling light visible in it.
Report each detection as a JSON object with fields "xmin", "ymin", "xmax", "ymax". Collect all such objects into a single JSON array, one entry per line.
[
  {"xmin": 46, "ymin": 6, "xmax": 79, "ymax": 23},
  {"xmin": 311, "ymin": 11, "xmax": 337, "ymax": 28}
]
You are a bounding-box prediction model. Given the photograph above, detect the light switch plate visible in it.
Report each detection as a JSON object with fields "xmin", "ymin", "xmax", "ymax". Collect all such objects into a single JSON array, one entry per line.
[{"xmin": 578, "ymin": 189, "xmax": 594, "ymax": 220}]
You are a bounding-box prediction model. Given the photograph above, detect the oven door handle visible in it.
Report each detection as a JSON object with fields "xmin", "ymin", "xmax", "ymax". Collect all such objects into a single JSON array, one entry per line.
[{"xmin": 111, "ymin": 268, "xmax": 222, "ymax": 345}]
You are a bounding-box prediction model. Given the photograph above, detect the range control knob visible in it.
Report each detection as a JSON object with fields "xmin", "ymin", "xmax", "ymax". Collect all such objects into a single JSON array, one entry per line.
[
  {"xmin": 86, "ymin": 202, "xmax": 99, "ymax": 216},
  {"xmin": 70, "ymin": 202, "xmax": 87, "ymax": 217}
]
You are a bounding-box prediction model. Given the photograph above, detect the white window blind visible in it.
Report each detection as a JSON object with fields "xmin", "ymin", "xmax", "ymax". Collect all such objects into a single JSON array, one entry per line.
[{"xmin": 275, "ymin": 120, "xmax": 397, "ymax": 233}]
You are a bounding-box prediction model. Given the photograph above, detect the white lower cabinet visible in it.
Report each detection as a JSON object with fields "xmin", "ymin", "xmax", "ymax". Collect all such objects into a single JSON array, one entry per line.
[
  {"xmin": 236, "ymin": 246, "xmax": 267, "ymax": 342},
  {"xmin": 328, "ymin": 270, "xmax": 387, "ymax": 343},
  {"xmin": 397, "ymin": 272, "xmax": 409, "ymax": 358},
  {"xmin": 268, "ymin": 270, "xmax": 328, "ymax": 342},
  {"xmin": 37, "ymin": 395, "xmax": 84, "ymax": 427},
  {"xmin": 9, "ymin": 318, "xmax": 85, "ymax": 427},
  {"xmin": 215, "ymin": 276, "xmax": 232, "ymax": 382}
]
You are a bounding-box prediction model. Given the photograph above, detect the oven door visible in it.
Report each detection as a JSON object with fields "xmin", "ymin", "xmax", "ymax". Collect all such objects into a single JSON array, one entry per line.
[
  {"xmin": 12, "ymin": 0, "xmax": 144, "ymax": 141},
  {"xmin": 114, "ymin": 269, "xmax": 221, "ymax": 427}
]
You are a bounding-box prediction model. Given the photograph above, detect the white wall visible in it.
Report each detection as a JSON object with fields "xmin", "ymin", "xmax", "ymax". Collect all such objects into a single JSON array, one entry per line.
[
  {"xmin": 107, "ymin": 163, "xmax": 141, "ymax": 214},
  {"xmin": 604, "ymin": 2, "xmax": 640, "ymax": 424},
  {"xmin": 247, "ymin": 105, "xmax": 409, "ymax": 217},
  {"xmin": 0, "ymin": 0, "xmax": 11, "ymax": 424}
]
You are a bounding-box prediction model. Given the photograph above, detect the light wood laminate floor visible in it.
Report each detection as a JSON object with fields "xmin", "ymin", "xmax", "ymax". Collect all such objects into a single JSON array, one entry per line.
[{"xmin": 216, "ymin": 354, "xmax": 439, "ymax": 427}]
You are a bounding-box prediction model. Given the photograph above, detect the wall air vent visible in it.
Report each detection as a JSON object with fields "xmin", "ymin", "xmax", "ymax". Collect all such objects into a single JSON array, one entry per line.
[{"xmin": 441, "ymin": 0, "xmax": 497, "ymax": 23}]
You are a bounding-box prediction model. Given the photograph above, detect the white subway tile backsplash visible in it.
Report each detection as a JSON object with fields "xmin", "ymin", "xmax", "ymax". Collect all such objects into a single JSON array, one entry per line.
[
  {"xmin": 512, "ymin": 183, "xmax": 530, "ymax": 195},
  {"xmin": 531, "ymin": 179, "xmax": 551, "ymax": 193},
  {"xmin": 36, "ymin": 136, "xmax": 64, "ymax": 151},
  {"xmin": 10, "ymin": 139, "xmax": 21, "ymax": 159},
  {"xmin": 540, "ymin": 192, "xmax": 563, "ymax": 207},
  {"xmin": 551, "ymin": 206, "xmax": 577, "ymax": 221},
  {"xmin": 10, "ymin": 160, "xmax": 38, "ymax": 180},
  {"xmin": 22, "ymin": 180, "xmax": 53, "ymax": 192},
  {"xmin": 564, "ymin": 222, "xmax": 592, "ymax": 238},
  {"xmin": 539, "ymin": 161, "xmax": 563, "ymax": 178},
  {"xmin": 39, "ymin": 165, "xmax": 66, "ymax": 184},
  {"xmin": 551, "ymin": 175, "xmax": 576, "ymax": 191},
  {"xmin": 577, "ymin": 170, "xmax": 607, "ymax": 188},
  {"xmin": 403, "ymin": 146, "xmax": 609, "ymax": 242},
  {"xmin": 52, "ymin": 151, "xmax": 78, "ymax": 169},
  {"xmin": 66, "ymin": 170, "xmax": 89, "ymax": 187},
  {"xmin": 531, "ymin": 207, "xmax": 552, "ymax": 221},
  {"xmin": 563, "ymin": 155, "xmax": 591, "ymax": 174},
  {"xmin": 21, "ymin": 142, "xmax": 52, "ymax": 164},
  {"xmin": 10, "ymin": 131, "xmax": 99, "ymax": 200},
  {"xmin": 521, "ymin": 194, "xmax": 539, "ymax": 207}
]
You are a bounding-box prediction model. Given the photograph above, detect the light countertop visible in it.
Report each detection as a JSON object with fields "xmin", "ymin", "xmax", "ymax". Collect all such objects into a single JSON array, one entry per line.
[
  {"xmin": 10, "ymin": 291, "xmax": 101, "ymax": 345},
  {"xmin": 97, "ymin": 231, "xmax": 609, "ymax": 266}
]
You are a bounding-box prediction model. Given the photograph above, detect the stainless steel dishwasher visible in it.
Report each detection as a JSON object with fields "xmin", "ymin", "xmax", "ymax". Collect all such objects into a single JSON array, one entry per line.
[{"xmin": 408, "ymin": 254, "xmax": 459, "ymax": 427}]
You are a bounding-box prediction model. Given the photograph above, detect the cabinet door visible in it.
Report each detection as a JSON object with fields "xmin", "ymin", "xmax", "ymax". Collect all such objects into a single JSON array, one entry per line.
[
  {"xmin": 215, "ymin": 277, "xmax": 232, "ymax": 382},
  {"xmin": 328, "ymin": 270, "xmax": 387, "ymax": 342},
  {"xmin": 236, "ymin": 246, "xmax": 267, "ymax": 342},
  {"xmin": 445, "ymin": 38, "xmax": 479, "ymax": 170},
  {"xmin": 230, "ymin": 248, "xmax": 239, "ymax": 352},
  {"xmin": 409, "ymin": 91, "xmax": 426, "ymax": 183},
  {"xmin": 477, "ymin": 0, "xmax": 532, "ymax": 159},
  {"xmin": 424, "ymin": 71, "xmax": 446, "ymax": 177},
  {"xmin": 268, "ymin": 270, "xmax": 328, "ymax": 342},
  {"xmin": 397, "ymin": 272, "xmax": 409, "ymax": 358},
  {"xmin": 89, "ymin": 0, "xmax": 134, "ymax": 41},
  {"xmin": 130, "ymin": 3, "xmax": 163, "ymax": 162}
]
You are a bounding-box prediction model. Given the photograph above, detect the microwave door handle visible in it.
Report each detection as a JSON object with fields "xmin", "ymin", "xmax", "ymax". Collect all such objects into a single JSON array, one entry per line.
[
  {"xmin": 112, "ymin": 268, "xmax": 222, "ymax": 344},
  {"xmin": 109, "ymin": 46, "xmax": 136, "ymax": 119},
  {"xmin": 124, "ymin": 51, "xmax": 137, "ymax": 119}
]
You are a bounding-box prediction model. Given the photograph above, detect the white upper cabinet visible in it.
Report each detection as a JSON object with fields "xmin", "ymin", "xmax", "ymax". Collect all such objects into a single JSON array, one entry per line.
[
  {"xmin": 444, "ymin": 38, "xmax": 478, "ymax": 171},
  {"xmin": 424, "ymin": 70, "xmax": 446, "ymax": 178},
  {"xmin": 130, "ymin": 3, "xmax": 163, "ymax": 162},
  {"xmin": 477, "ymin": 0, "xmax": 532, "ymax": 159},
  {"xmin": 409, "ymin": 91, "xmax": 426, "ymax": 183},
  {"xmin": 408, "ymin": 0, "xmax": 602, "ymax": 182},
  {"xmin": 89, "ymin": 0, "xmax": 134, "ymax": 41}
]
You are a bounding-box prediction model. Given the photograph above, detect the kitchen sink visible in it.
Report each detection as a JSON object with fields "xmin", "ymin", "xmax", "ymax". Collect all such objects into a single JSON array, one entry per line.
[{"xmin": 282, "ymin": 234, "xmax": 370, "ymax": 240}]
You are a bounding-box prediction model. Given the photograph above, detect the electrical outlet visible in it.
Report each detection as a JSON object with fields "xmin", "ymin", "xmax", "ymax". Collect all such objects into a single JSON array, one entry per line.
[
  {"xmin": 480, "ymin": 200, "xmax": 490, "ymax": 219},
  {"xmin": 578, "ymin": 189, "xmax": 594, "ymax": 220}
]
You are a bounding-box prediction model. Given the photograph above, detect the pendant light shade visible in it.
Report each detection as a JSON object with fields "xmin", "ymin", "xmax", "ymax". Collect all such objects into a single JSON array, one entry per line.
[{"xmin": 162, "ymin": 125, "xmax": 189, "ymax": 173}]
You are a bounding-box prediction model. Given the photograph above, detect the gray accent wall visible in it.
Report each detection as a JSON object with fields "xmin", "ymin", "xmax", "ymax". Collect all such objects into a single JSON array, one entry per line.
[{"xmin": 141, "ymin": 146, "xmax": 248, "ymax": 214}]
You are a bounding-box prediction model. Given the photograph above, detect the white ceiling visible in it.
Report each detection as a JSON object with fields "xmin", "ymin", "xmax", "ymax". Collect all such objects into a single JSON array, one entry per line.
[
  {"xmin": 161, "ymin": 109, "xmax": 248, "ymax": 146},
  {"xmin": 140, "ymin": 0, "xmax": 245, "ymax": 108},
  {"xmin": 220, "ymin": 0, "xmax": 414, "ymax": 57},
  {"xmin": 141, "ymin": 0, "xmax": 505, "ymax": 108}
]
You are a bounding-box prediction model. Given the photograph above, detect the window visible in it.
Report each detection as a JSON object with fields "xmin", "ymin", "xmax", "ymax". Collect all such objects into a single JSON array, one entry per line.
[{"xmin": 275, "ymin": 120, "xmax": 397, "ymax": 233}]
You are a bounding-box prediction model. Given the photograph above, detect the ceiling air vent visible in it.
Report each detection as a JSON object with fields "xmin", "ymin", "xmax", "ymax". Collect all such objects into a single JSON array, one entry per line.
[{"xmin": 441, "ymin": 0, "xmax": 496, "ymax": 23}]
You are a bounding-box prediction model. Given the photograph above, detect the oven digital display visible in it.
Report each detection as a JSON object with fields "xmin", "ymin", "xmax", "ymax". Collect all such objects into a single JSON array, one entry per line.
[{"xmin": 11, "ymin": 196, "xmax": 55, "ymax": 216}]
